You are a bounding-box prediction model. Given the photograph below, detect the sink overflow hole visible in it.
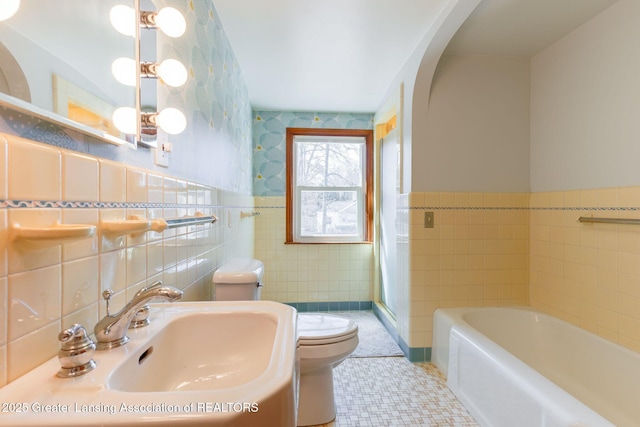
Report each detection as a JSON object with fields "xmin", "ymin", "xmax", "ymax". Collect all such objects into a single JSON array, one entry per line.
[{"xmin": 139, "ymin": 346, "xmax": 153, "ymax": 365}]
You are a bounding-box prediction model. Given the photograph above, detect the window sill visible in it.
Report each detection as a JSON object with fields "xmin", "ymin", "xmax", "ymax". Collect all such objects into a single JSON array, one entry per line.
[{"xmin": 284, "ymin": 240, "xmax": 373, "ymax": 245}]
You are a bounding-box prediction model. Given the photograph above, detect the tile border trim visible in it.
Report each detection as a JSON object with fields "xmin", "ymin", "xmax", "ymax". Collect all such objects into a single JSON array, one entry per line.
[
  {"xmin": 0, "ymin": 200, "xmax": 254, "ymax": 209},
  {"xmin": 254, "ymin": 204, "xmax": 640, "ymax": 211},
  {"xmin": 409, "ymin": 206, "xmax": 640, "ymax": 211}
]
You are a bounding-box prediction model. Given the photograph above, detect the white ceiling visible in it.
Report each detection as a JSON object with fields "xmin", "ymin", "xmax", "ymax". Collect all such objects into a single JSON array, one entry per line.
[
  {"xmin": 213, "ymin": 0, "xmax": 450, "ymax": 113},
  {"xmin": 215, "ymin": 0, "xmax": 619, "ymax": 113}
]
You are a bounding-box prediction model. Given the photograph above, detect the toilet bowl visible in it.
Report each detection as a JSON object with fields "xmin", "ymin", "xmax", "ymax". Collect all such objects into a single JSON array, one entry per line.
[
  {"xmin": 297, "ymin": 313, "xmax": 358, "ymax": 426},
  {"xmin": 212, "ymin": 259, "xmax": 359, "ymax": 426}
]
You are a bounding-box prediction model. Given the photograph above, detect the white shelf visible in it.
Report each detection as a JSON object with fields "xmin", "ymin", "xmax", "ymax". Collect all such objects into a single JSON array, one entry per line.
[{"xmin": 12, "ymin": 222, "xmax": 96, "ymax": 244}]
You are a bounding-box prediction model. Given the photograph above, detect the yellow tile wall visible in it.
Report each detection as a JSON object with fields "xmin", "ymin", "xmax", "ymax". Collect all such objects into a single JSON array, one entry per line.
[
  {"xmin": 253, "ymin": 197, "xmax": 374, "ymax": 303},
  {"xmin": 0, "ymin": 134, "xmax": 254, "ymax": 386},
  {"xmin": 407, "ymin": 192, "xmax": 530, "ymax": 348},
  {"xmin": 530, "ymin": 188, "xmax": 640, "ymax": 353}
]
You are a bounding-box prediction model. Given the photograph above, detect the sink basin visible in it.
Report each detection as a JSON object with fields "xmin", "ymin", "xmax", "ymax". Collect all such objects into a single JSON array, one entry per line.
[
  {"xmin": 0, "ymin": 301, "xmax": 297, "ymax": 427},
  {"xmin": 108, "ymin": 311, "xmax": 278, "ymax": 392}
]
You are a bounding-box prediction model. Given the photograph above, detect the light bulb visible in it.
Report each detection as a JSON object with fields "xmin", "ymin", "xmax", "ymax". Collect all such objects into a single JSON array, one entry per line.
[
  {"xmin": 111, "ymin": 57, "xmax": 137, "ymax": 86},
  {"xmin": 112, "ymin": 107, "xmax": 137, "ymax": 134},
  {"xmin": 110, "ymin": 5, "xmax": 136, "ymax": 37},
  {"xmin": 0, "ymin": 0, "xmax": 20, "ymax": 21},
  {"xmin": 156, "ymin": 108, "xmax": 186, "ymax": 134},
  {"xmin": 156, "ymin": 59, "xmax": 188, "ymax": 87},
  {"xmin": 155, "ymin": 7, "xmax": 186, "ymax": 38}
]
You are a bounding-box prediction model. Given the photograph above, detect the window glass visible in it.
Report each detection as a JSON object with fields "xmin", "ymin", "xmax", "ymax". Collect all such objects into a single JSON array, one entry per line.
[{"xmin": 286, "ymin": 128, "xmax": 372, "ymax": 244}]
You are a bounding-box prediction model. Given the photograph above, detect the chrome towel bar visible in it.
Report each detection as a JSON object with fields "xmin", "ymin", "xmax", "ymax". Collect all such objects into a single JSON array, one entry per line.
[
  {"xmin": 578, "ymin": 216, "xmax": 640, "ymax": 225},
  {"xmin": 163, "ymin": 213, "xmax": 218, "ymax": 229}
]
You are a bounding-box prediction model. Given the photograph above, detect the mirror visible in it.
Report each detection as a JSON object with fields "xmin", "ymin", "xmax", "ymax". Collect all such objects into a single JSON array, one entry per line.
[{"xmin": 0, "ymin": 0, "xmax": 137, "ymax": 147}]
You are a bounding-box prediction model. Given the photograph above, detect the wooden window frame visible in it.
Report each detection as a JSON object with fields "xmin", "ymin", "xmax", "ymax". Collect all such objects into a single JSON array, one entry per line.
[{"xmin": 286, "ymin": 127, "xmax": 373, "ymax": 244}]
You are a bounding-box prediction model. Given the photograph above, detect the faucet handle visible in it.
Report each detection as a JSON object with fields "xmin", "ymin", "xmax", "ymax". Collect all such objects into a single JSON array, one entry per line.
[
  {"xmin": 102, "ymin": 289, "xmax": 114, "ymax": 316},
  {"xmin": 57, "ymin": 324, "xmax": 96, "ymax": 378},
  {"xmin": 129, "ymin": 304, "xmax": 150, "ymax": 329},
  {"xmin": 128, "ymin": 282, "xmax": 163, "ymax": 329}
]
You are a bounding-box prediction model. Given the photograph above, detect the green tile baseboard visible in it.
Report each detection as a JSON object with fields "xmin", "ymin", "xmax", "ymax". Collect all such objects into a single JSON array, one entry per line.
[
  {"xmin": 284, "ymin": 301, "xmax": 431, "ymax": 362},
  {"xmin": 396, "ymin": 336, "xmax": 431, "ymax": 362},
  {"xmin": 372, "ymin": 304, "xmax": 399, "ymax": 342},
  {"xmin": 285, "ymin": 301, "xmax": 373, "ymax": 312},
  {"xmin": 406, "ymin": 344, "xmax": 432, "ymax": 363},
  {"xmin": 371, "ymin": 305, "xmax": 431, "ymax": 362}
]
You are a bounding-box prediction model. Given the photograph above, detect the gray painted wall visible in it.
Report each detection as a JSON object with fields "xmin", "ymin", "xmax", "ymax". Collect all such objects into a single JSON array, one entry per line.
[
  {"xmin": 530, "ymin": 0, "xmax": 640, "ymax": 192},
  {"xmin": 417, "ymin": 54, "xmax": 531, "ymax": 192}
]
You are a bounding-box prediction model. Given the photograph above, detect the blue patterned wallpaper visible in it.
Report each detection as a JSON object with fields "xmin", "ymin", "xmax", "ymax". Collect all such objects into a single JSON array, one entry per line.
[
  {"xmin": 0, "ymin": 1, "xmax": 252, "ymax": 194},
  {"xmin": 253, "ymin": 111, "xmax": 374, "ymax": 196}
]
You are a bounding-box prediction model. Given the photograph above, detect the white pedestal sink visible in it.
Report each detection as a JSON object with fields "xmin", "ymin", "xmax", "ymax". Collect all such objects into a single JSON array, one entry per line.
[{"xmin": 0, "ymin": 301, "xmax": 298, "ymax": 427}]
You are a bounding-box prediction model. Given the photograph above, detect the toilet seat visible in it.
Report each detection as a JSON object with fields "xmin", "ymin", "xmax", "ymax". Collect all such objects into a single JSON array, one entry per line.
[{"xmin": 298, "ymin": 313, "xmax": 358, "ymax": 346}]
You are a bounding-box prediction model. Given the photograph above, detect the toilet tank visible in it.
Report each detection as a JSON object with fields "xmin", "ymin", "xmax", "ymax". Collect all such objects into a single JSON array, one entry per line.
[{"xmin": 212, "ymin": 258, "xmax": 264, "ymax": 301}]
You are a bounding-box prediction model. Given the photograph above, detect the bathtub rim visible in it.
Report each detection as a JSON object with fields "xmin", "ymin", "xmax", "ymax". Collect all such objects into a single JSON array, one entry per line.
[
  {"xmin": 448, "ymin": 318, "xmax": 614, "ymax": 427},
  {"xmin": 433, "ymin": 306, "xmax": 640, "ymax": 378},
  {"xmin": 433, "ymin": 306, "xmax": 640, "ymax": 427},
  {"xmin": 432, "ymin": 306, "xmax": 536, "ymax": 376}
]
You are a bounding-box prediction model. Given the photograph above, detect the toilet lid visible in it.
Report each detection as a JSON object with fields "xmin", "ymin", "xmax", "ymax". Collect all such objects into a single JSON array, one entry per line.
[{"xmin": 298, "ymin": 313, "xmax": 358, "ymax": 345}]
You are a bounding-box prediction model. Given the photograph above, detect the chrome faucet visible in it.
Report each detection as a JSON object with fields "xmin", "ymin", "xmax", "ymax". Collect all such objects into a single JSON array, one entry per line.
[{"xmin": 94, "ymin": 281, "xmax": 183, "ymax": 350}]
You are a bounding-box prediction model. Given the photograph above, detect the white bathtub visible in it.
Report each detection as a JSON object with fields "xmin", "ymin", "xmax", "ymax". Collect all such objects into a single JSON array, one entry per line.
[{"xmin": 432, "ymin": 307, "xmax": 640, "ymax": 427}]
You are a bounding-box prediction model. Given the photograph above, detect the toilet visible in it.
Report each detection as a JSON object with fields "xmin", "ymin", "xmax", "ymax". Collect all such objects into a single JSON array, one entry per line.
[
  {"xmin": 296, "ymin": 313, "xmax": 358, "ymax": 426},
  {"xmin": 212, "ymin": 258, "xmax": 264, "ymax": 300},
  {"xmin": 212, "ymin": 258, "xmax": 359, "ymax": 427}
]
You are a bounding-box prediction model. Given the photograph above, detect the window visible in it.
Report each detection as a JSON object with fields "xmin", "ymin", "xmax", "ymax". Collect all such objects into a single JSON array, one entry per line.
[{"xmin": 286, "ymin": 128, "xmax": 373, "ymax": 243}]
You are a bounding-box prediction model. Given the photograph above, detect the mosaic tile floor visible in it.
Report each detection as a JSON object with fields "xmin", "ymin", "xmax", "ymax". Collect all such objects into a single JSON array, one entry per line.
[
  {"xmin": 320, "ymin": 311, "xmax": 404, "ymax": 358},
  {"xmin": 316, "ymin": 356, "xmax": 479, "ymax": 427}
]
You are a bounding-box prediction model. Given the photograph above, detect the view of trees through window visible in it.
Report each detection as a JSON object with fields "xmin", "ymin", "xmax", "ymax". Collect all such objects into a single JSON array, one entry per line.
[
  {"xmin": 286, "ymin": 127, "xmax": 372, "ymax": 244},
  {"xmin": 296, "ymin": 139, "xmax": 363, "ymax": 237}
]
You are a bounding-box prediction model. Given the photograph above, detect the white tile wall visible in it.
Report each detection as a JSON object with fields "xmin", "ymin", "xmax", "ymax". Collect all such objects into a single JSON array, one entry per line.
[
  {"xmin": 8, "ymin": 138, "xmax": 61, "ymax": 201},
  {"xmin": 0, "ymin": 133, "xmax": 254, "ymax": 385},
  {"xmin": 99, "ymin": 160, "xmax": 126, "ymax": 203},
  {"xmin": 0, "ymin": 138, "xmax": 7, "ymax": 200},
  {"xmin": 62, "ymin": 152, "xmax": 98, "ymax": 202}
]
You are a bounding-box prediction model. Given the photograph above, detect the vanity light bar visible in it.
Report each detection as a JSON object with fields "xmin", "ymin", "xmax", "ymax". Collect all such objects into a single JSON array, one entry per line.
[
  {"xmin": 110, "ymin": 1, "xmax": 187, "ymax": 143},
  {"xmin": 0, "ymin": 0, "xmax": 20, "ymax": 21},
  {"xmin": 140, "ymin": 109, "xmax": 187, "ymax": 135},
  {"xmin": 111, "ymin": 6, "xmax": 186, "ymax": 38},
  {"xmin": 140, "ymin": 8, "xmax": 186, "ymax": 38}
]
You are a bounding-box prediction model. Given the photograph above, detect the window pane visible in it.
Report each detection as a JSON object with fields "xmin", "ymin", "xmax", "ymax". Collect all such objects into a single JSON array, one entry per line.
[
  {"xmin": 300, "ymin": 191, "xmax": 359, "ymax": 236},
  {"xmin": 296, "ymin": 142, "xmax": 363, "ymax": 187}
]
